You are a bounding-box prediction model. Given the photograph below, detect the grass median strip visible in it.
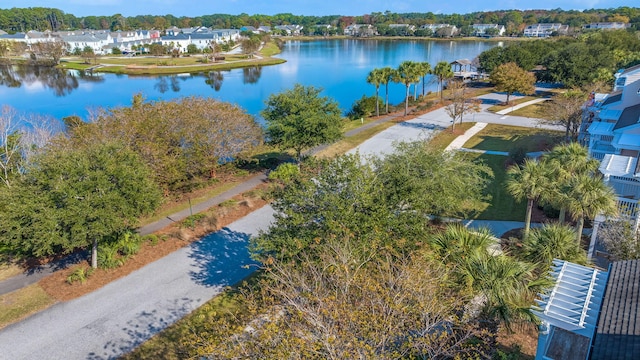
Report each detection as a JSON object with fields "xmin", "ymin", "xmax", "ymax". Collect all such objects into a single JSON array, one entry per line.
[
  {"xmin": 0, "ymin": 284, "xmax": 56, "ymax": 329},
  {"xmin": 463, "ymin": 124, "xmax": 562, "ymax": 153}
]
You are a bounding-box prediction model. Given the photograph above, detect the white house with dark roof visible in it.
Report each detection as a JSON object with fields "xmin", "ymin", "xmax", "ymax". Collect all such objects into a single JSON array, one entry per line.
[
  {"xmin": 583, "ymin": 22, "xmax": 630, "ymax": 30},
  {"xmin": 274, "ymin": 25, "xmax": 303, "ymax": 36},
  {"xmin": 579, "ymin": 64, "xmax": 640, "ymax": 256},
  {"xmin": 472, "ymin": 24, "xmax": 505, "ymax": 36},
  {"xmin": 523, "ymin": 23, "xmax": 568, "ymax": 37},
  {"xmin": 533, "ymin": 259, "xmax": 640, "ymax": 360}
]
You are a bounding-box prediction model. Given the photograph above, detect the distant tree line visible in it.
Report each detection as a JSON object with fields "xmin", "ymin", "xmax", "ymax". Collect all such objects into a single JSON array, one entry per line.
[
  {"xmin": 1, "ymin": 7, "xmax": 639, "ymax": 33},
  {"xmin": 478, "ymin": 29, "xmax": 640, "ymax": 87}
]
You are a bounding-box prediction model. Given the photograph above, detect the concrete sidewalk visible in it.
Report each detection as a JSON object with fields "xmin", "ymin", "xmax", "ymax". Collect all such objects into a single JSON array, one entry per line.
[
  {"xmin": 445, "ymin": 122, "xmax": 487, "ymax": 151},
  {"xmin": 495, "ymin": 98, "xmax": 549, "ymax": 115}
]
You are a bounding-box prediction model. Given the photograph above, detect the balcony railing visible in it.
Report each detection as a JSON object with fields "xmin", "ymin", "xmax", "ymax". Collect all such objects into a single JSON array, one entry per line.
[
  {"xmin": 616, "ymin": 197, "xmax": 640, "ymax": 221},
  {"xmin": 609, "ymin": 176, "xmax": 640, "ymax": 199}
]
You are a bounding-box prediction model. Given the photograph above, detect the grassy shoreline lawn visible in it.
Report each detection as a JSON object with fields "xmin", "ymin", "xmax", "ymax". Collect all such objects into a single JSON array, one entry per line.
[{"xmin": 57, "ymin": 40, "xmax": 285, "ymax": 75}]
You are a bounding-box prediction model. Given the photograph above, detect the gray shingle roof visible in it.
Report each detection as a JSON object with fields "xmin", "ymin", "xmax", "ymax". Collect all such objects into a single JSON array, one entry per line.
[
  {"xmin": 591, "ymin": 260, "xmax": 640, "ymax": 360},
  {"xmin": 613, "ymin": 103, "xmax": 640, "ymax": 131}
]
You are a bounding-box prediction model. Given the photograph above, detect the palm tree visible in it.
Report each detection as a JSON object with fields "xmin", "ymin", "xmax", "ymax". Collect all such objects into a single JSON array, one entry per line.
[
  {"xmin": 433, "ymin": 61, "xmax": 454, "ymax": 101},
  {"xmin": 506, "ymin": 159, "xmax": 552, "ymax": 240},
  {"xmin": 430, "ymin": 224, "xmax": 543, "ymax": 330},
  {"xmin": 542, "ymin": 143, "xmax": 600, "ymax": 223},
  {"xmin": 366, "ymin": 68, "xmax": 385, "ymax": 117},
  {"xmin": 417, "ymin": 61, "xmax": 431, "ymax": 98},
  {"xmin": 395, "ymin": 61, "xmax": 421, "ymax": 116},
  {"xmin": 461, "ymin": 253, "xmax": 543, "ymax": 330},
  {"xmin": 380, "ymin": 67, "xmax": 395, "ymax": 114},
  {"xmin": 429, "ymin": 223, "xmax": 495, "ymax": 264},
  {"xmin": 522, "ymin": 224, "xmax": 587, "ymax": 270},
  {"xmin": 564, "ymin": 174, "xmax": 618, "ymax": 245}
]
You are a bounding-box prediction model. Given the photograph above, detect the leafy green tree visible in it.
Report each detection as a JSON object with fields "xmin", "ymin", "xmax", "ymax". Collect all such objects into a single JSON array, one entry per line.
[
  {"xmin": 433, "ymin": 60, "xmax": 454, "ymax": 101},
  {"xmin": 563, "ymin": 174, "xmax": 617, "ymax": 245},
  {"xmin": 263, "ymin": 84, "xmax": 343, "ymax": 161},
  {"xmin": 81, "ymin": 45, "xmax": 95, "ymax": 64},
  {"xmin": 186, "ymin": 43, "xmax": 198, "ymax": 54},
  {"xmin": 541, "ymin": 42, "xmax": 614, "ymax": 87},
  {"xmin": 394, "ymin": 61, "xmax": 421, "ymax": 116},
  {"xmin": 70, "ymin": 96, "xmax": 263, "ymax": 193},
  {"xmin": 377, "ymin": 141, "xmax": 492, "ymax": 219},
  {"xmin": 490, "ymin": 62, "xmax": 536, "ymax": 104},
  {"xmin": 0, "ymin": 142, "xmax": 161, "ymax": 268},
  {"xmin": 366, "ymin": 68, "xmax": 385, "ymax": 117},
  {"xmin": 506, "ymin": 159, "xmax": 551, "ymax": 240},
  {"xmin": 253, "ymin": 154, "xmax": 393, "ymax": 263},
  {"xmin": 347, "ymin": 95, "xmax": 381, "ymax": 120}
]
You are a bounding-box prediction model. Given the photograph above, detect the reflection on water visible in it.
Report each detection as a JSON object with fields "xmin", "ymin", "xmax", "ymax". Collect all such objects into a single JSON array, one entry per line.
[
  {"xmin": 242, "ymin": 67, "xmax": 262, "ymax": 84},
  {"xmin": 1, "ymin": 40, "xmax": 499, "ymax": 120},
  {"xmin": 154, "ymin": 76, "xmax": 184, "ymax": 93},
  {"xmin": 0, "ymin": 65, "xmax": 104, "ymax": 97},
  {"xmin": 205, "ymin": 71, "xmax": 225, "ymax": 91}
]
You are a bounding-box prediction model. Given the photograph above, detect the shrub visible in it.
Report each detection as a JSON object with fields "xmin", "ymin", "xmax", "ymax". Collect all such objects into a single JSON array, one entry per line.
[
  {"xmin": 182, "ymin": 213, "xmax": 206, "ymax": 229},
  {"xmin": 98, "ymin": 246, "xmax": 124, "ymax": 269},
  {"xmin": 268, "ymin": 163, "xmax": 300, "ymax": 183},
  {"xmin": 508, "ymin": 146, "xmax": 528, "ymax": 165},
  {"xmin": 219, "ymin": 199, "xmax": 238, "ymax": 208},
  {"xmin": 117, "ymin": 231, "xmax": 142, "ymax": 256},
  {"xmin": 347, "ymin": 95, "xmax": 383, "ymax": 120},
  {"xmin": 66, "ymin": 267, "xmax": 94, "ymax": 285},
  {"xmin": 143, "ymin": 234, "xmax": 159, "ymax": 246}
]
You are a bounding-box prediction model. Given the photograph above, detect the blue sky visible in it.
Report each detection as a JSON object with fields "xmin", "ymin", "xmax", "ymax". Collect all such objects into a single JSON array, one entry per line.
[{"xmin": 1, "ymin": 0, "xmax": 638, "ymax": 17}]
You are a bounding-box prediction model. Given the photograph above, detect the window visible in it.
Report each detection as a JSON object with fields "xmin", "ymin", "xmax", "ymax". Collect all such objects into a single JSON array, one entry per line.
[{"xmin": 616, "ymin": 77, "xmax": 627, "ymax": 87}]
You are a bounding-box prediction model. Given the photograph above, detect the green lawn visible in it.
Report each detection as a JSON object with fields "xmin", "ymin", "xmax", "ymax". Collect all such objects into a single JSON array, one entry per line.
[
  {"xmin": 486, "ymin": 96, "xmax": 539, "ymax": 113},
  {"xmin": 509, "ymin": 102, "xmax": 551, "ymax": 119},
  {"xmin": 428, "ymin": 122, "xmax": 476, "ymax": 150},
  {"xmin": 467, "ymin": 153, "xmax": 526, "ymax": 221},
  {"xmin": 463, "ymin": 124, "xmax": 562, "ymax": 153},
  {"xmin": 0, "ymin": 284, "xmax": 56, "ymax": 329}
]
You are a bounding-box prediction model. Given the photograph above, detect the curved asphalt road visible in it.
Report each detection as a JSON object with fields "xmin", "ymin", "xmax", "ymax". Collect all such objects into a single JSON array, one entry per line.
[{"xmin": 0, "ymin": 206, "xmax": 275, "ymax": 360}]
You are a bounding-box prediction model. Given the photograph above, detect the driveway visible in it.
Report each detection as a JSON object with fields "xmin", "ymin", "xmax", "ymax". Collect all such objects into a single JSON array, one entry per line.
[{"xmin": 0, "ymin": 206, "xmax": 275, "ymax": 360}]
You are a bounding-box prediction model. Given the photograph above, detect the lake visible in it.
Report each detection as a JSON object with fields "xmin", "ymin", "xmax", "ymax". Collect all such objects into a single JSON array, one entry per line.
[{"xmin": 0, "ymin": 39, "xmax": 500, "ymax": 122}]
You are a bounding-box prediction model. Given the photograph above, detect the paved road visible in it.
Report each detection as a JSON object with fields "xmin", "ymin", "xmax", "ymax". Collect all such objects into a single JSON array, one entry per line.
[
  {"xmin": 0, "ymin": 206, "xmax": 275, "ymax": 360},
  {"xmin": 350, "ymin": 92, "xmax": 562, "ymax": 157},
  {"xmin": 0, "ymin": 174, "xmax": 268, "ymax": 296}
]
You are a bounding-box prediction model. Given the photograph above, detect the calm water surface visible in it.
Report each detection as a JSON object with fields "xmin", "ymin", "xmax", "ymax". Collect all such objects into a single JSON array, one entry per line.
[{"xmin": 0, "ymin": 39, "xmax": 500, "ymax": 122}]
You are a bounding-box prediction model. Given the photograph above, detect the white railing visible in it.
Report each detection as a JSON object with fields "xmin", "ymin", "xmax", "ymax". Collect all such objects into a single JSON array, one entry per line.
[
  {"xmin": 609, "ymin": 177, "xmax": 640, "ymax": 199},
  {"xmin": 590, "ymin": 150, "xmax": 608, "ymax": 160},
  {"xmin": 616, "ymin": 197, "xmax": 640, "ymax": 221}
]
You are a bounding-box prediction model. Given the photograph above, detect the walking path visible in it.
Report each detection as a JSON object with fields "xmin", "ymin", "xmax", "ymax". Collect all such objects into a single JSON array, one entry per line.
[
  {"xmin": 0, "ymin": 91, "xmax": 558, "ymax": 359},
  {"xmin": 445, "ymin": 122, "xmax": 487, "ymax": 151},
  {"xmin": 495, "ymin": 97, "xmax": 550, "ymax": 116}
]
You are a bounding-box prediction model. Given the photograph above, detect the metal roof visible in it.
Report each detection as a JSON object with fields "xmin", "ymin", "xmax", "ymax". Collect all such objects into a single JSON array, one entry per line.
[
  {"xmin": 599, "ymin": 154, "xmax": 638, "ymax": 178},
  {"xmin": 532, "ymin": 260, "xmax": 608, "ymax": 337},
  {"xmin": 588, "ymin": 121, "xmax": 615, "ymax": 135}
]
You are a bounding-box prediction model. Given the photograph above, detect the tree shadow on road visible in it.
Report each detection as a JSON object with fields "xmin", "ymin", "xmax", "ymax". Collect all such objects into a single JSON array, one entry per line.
[
  {"xmin": 397, "ymin": 121, "xmax": 445, "ymax": 131},
  {"xmin": 86, "ymin": 297, "xmax": 200, "ymax": 360},
  {"xmin": 187, "ymin": 227, "xmax": 258, "ymax": 288}
]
